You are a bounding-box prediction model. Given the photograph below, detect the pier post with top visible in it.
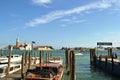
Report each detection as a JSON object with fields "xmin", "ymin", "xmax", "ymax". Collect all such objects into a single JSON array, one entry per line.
[
  {"xmin": 65, "ymin": 49, "xmax": 70, "ymax": 74},
  {"xmin": 7, "ymin": 51, "xmax": 11, "ymax": 76},
  {"xmin": 25, "ymin": 51, "xmax": 28, "ymax": 67},
  {"xmin": 65, "ymin": 50, "xmax": 68, "ymax": 70},
  {"xmin": 40, "ymin": 51, "xmax": 44, "ymax": 63},
  {"xmin": 90, "ymin": 49, "xmax": 96, "ymax": 66},
  {"xmin": 40, "ymin": 51, "xmax": 43, "ymax": 70},
  {"xmin": 34, "ymin": 52, "xmax": 36, "ymax": 64},
  {"xmin": 70, "ymin": 50, "xmax": 76, "ymax": 80},
  {"xmin": 7, "ymin": 45, "xmax": 13, "ymax": 76},
  {"xmin": 108, "ymin": 48, "xmax": 112, "ymax": 57},
  {"xmin": 21, "ymin": 53, "xmax": 25, "ymax": 79},
  {"xmin": 69, "ymin": 50, "xmax": 72, "ymax": 78}
]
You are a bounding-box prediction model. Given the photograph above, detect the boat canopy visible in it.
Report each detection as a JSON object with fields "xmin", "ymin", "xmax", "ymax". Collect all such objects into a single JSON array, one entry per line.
[{"xmin": 97, "ymin": 42, "xmax": 112, "ymax": 46}]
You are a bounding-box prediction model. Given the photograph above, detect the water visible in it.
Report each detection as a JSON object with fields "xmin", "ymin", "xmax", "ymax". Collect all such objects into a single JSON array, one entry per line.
[{"xmin": 0, "ymin": 50, "xmax": 120, "ymax": 80}]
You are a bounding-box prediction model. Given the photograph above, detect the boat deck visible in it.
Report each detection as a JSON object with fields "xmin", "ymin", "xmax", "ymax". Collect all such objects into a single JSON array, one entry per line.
[{"xmin": 0, "ymin": 70, "xmax": 21, "ymax": 80}]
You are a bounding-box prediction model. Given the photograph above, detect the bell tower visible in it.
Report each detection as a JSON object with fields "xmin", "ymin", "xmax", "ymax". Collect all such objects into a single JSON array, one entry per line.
[{"xmin": 16, "ymin": 37, "xmax": 19, "ymax": 48}]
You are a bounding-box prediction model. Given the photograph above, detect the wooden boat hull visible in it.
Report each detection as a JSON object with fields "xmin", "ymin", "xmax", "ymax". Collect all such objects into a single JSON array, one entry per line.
[{"xmin": 25, "ymin": 63, "xmax": 63, "ymax": 80}]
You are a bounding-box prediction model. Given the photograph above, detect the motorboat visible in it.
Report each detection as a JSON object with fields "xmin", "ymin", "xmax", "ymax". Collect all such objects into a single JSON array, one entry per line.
[
  {"xmin": 75, "ymin": 52, "xmax": 83, "ymax": 56},
  {"xmin": 0, "ymin": 64, "xmax": 21, "ymax": 78},
  {"xmin": 25, "ymin": 63, "xmax": 63, "ymax": 80},
  {"xmin": 31, "ymin": 57, "xmax": 40, "ymax": 65},
  {"xmin": 0, "ymin": 54, "xmax": 22, "ymax": 64},
  {"xmin": 48, "ymin": 56, "xmax": 63, "ymax": 65}
]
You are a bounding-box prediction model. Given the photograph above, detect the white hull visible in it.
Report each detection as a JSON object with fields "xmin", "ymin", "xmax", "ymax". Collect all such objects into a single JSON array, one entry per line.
[
  {"xmin": 0, "ymin": 55, "xmax": 22, "ymax": 64},
  {"xmin": 0, "ymin": 64, "xmax": 21, "ymax": 78},
  {"xmin": 31, "ymin": 57, "xmax": 40, "ymax": 65},
  {"xmin": 48, "ymin": 56, "xmax": 63, "ymax": 65},
  {"xmin": 75, "ymin": 53, "xmax": 83, "ymax": 56}
]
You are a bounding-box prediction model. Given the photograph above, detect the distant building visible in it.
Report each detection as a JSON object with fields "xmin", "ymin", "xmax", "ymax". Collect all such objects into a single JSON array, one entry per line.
[
  {"xmin": 34, "ymin": 46, "xmax": 54, "ymax": 50},
  {"xmin": 16, "ymin": 37, "xmax": 19, "ymax": 48},
  {"xmin": 13, "ymin": 37, "xmax": 32, "ymax": 50}
]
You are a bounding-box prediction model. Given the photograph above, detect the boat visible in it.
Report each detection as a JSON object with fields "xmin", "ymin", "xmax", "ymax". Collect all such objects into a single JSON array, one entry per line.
[
  {"xmin": 31, "ymin": 57, "xmax": 40, "ymax": 65},
  {"xmin": 0, "ymin": 64, "xmax": 21, "ymax": 78},
  {"xmin": 48, "ymin": 56, "xmax": 63, "ymax": 65},
  {"xmin": 75, "ymin": 52, "xmax": 83, "ymax": 56},
  {"xmin": 25, "ymin": 63, "xmax": 64, "ymax": 80},
  {"xmin": 0, "ymin": 54, "xmax": 22, "ymax": 64}
]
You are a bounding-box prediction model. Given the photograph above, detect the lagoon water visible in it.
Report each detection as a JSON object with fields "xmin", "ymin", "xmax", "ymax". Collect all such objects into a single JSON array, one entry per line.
[{"xmin": 1, "ymin": 50, "xmax": 120, "ymax": 80}]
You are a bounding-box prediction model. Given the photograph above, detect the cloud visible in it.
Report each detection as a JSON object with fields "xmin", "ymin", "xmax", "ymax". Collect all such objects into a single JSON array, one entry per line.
[
  {"xmin": 32, "ymin": 0, "xmax": 53, "ymax": 7},
  {"xmin": 26, "ymin": 0, "xmax": 120, "ymax": 27},
  {"xmin": 60, "ymin": 17, "xmax": 87, "ymax": 25},
  {"xmin": 60, "ymin": 19, "xmax": 87, "ymax": 28},
  {"xmin": 32, "ymin": 0, "xmax": 52, "ymax": 4}
]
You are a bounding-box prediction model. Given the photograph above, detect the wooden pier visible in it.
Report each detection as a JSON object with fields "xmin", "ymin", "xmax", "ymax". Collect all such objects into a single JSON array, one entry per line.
[{"xmin": 90, "ymin": 48, "xmax": 120, "ymax": 76}]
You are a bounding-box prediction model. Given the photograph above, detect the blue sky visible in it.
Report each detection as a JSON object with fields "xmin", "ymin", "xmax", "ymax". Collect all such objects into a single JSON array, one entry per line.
[{"xmin": 0, "ymin": 0, "xmax": 120, "ymax": 49}]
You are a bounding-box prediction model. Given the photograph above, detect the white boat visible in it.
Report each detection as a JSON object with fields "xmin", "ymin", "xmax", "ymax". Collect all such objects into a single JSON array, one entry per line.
[
  {"xmin": 0, "ymin": 64, "xmax": 21, "ymax": 78},
  {"xmin": 75, "ymin": 52, "xmax": 83, "ymax": 56},
  {"xmin": 48, "ymin": 56, "xmax": 63, "ymax": 65},
  {"xmin": 31, "ymin": 57, "xmax": 40, "ymax": 65},
  {"xmin": 0, "ymin": 55, "xmax": 22, "ymax": 64}
]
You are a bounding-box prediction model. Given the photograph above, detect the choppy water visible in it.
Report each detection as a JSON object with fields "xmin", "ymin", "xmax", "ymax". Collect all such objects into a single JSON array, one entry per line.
[{"xmin": 1, "ymin": 50, "xmax": 120, "ymax": 80}]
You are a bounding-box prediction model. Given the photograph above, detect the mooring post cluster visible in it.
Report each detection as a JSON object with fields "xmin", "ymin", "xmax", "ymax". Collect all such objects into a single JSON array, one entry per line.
[
  {"xmin": 65, "ymin": 49, "xmax": 76, "ymax": 80},
  {"xmin": 21, "ymin": 50, "xmax": 46, "ymax": 79}
]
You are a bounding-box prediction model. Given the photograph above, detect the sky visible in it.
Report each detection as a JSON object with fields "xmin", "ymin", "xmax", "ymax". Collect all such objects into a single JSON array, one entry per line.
[{"xmin": 0, "ymin": 0, "xmax": 120, "ymax": 49}]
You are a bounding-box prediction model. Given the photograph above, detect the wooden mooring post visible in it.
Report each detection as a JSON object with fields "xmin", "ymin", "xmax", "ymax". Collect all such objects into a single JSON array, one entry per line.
[
  {"xmin": 65, "ymin": 50, "xmax": 76, "ymax": 80},
  {"xmin": 25, "ymin": 51, "xmax": 28, "ymax": 67},
  {"xmin": 70, "ymin": 50, "xmax": 76, "ymax": 80},
  {"xmin": 90, "ymin": 49, "xmax": 96, "ymax": 66},
  {"xmin": 28, "ymin": 51, "xmax": 32, "ymax": 69},
  {"xmin": 21, "ymin": 53, "xmax": 25, "ymax": 79},
  {"xmin": 40, "ymin": 51, "xmax": 43, "ymax": 70},
  {"xmin": 65, "ymin": 50, "xmax": 70, "ymax": 74},
  {"xmin": 108, "ymin": 48, "xmax": 112, "ymax": 56},
  {"xmin": 7, "ymin": 50, "xmax": 11, "ymax": 76},
  {"xmin": 34, "ymin": 52, "xmax": 36, "ymax": 64}
]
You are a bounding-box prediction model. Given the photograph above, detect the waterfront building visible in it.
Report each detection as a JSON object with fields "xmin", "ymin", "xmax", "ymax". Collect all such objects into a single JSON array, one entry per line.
[{"xmin": 34, "ymin": 46, "xmax": 53, "ymax": 50}]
